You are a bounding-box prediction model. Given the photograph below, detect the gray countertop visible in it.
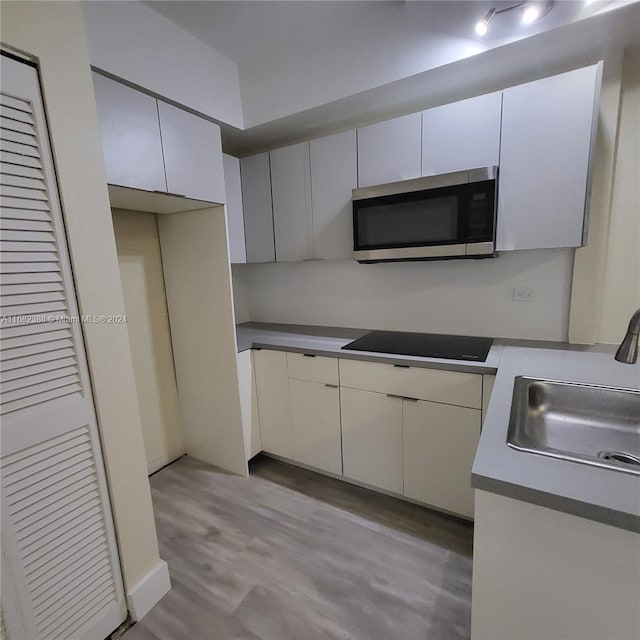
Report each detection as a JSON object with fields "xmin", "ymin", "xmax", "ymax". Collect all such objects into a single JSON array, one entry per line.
[
  {"xmin": 472, "ymin": 345, "xmax": 640, "ymax": 533},
  {"xmin": 236, "ymin": 321, "xmax": 640, "ymax": 533},
  {"xmin": 236, "ymin": 321, "xmax": 504, "ymax": 373}
]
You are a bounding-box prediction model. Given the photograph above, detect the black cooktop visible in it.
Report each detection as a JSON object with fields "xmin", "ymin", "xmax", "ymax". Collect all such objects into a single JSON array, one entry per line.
[{"xmin": 342, "ymin": 331, "xmax": 493, "ymax": 362}]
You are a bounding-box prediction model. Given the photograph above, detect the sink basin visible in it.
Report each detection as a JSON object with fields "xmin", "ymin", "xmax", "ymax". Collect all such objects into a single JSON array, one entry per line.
[{"xmin": 507, "ymin": 376, "xmax": 640, "ymax": 476}]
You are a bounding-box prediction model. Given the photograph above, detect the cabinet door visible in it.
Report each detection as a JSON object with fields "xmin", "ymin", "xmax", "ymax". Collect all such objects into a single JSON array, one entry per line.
[
  {"xmin": 92, "ymin": 72, "xmax": 166, "ymax": 192},
  {"xmin": 237, "ymin": 350, "xmax": 262, "ymax": 460},
  {"xmin": 310, "ymin": 130, "xmax": 357, "ymax": 260},
  {"xmin": 253, "ymin": 350, "xmax": 291, "ymax": 457},
  {"xmin": 403, "ymin": 400, "xmax": 481, "ymax": 518},
  {"xmin": 240, "ymin": 153, "xmax": 275, "ymax": 263},
  {"xmin": 482, "ymin": 374, "xmax": 496, "ymax": 426},
  {"xmin": 157, "ymin": 101, "xmax": 225, "ymax": 202},
  {"xmin": 289, "ymin": 379, "xmax": 341, "ymax": 474},
  {"xmin": 357, "ymin": 113, "xmax": 422, "ymax": 187},
  {"xmin": 341, "ymin": 388, "xmax": 403, "ymax": 493},
  {"xmin": 497, "ymin": 64, "xmax": 600, "ymax": 250},
  {"xmin": 249, "ymin": 352, "xmax": 262, "ymax": 458},
  {"xmin": 223, "ymin": 154, "xmax": 247, "ymax": 264},
  {"xmin": 270, "ymin": 142, "xmax": 313, "ymax": 262},
  {"xmin": 422, "ymin": 92, "xmax": 502, "ymax": 176}
]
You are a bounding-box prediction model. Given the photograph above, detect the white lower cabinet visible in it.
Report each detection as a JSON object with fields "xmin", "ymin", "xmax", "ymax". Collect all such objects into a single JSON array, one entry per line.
[
  {"xmin": 341, "ymin": 388, "xmax": 403, "ymax": 494},
  {"xmin": 403, "ymin": 400, "xmax": 481, "ymax": 518},
  {"xmin": 472, "ymin": 491, "xmax": 640, "ymax": 640},
  {"xmin": 289, "ymin": 378, "xmax": 342, "ymax": 475},
  {"xmin": 251, "ymin": 349, "xmax": 484, "ymax": 519},
  {"xmin": 481, "ymin": 374, "xmax": 496, "ymax": 425},
  {"xmin": 237, "ymin": 350, "xmax": 262, "ymax": 461},
  {"xmin": 252, "ymin": 349, "xmax": 292, "ymax": 457}
]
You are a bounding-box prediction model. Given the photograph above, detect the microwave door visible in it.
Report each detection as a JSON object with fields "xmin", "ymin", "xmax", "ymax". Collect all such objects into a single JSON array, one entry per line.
[{"xmin": 353, "ymin": 188, "xmax": 467, "ymax": 261}]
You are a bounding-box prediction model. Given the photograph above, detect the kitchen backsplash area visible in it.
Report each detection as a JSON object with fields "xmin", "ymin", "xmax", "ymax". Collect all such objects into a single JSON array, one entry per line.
[{"xmin": 232, "ymin": 247, "xmax": 574, "ymax": 341}]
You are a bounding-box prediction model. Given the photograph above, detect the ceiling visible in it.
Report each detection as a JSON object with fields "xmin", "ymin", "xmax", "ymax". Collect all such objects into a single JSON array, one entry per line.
[
  {"xmin": 142, "ymin": 0, "xmax": 639, "ymax": 151},
  {"xmin": 145, "ymin": 1, "xmax": 615, "ymax": 68}
]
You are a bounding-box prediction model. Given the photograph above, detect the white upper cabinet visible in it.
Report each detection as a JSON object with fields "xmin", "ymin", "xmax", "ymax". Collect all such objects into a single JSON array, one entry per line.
[
  {"xmin": 223, "ymin": 154, "xmax": 246, "ymax": 264},
  {"xmin": 270, "ymin": 142, "xmax": 313, "ymax": 262},
  {"xmin": 204, "ymin": 65, "xmax": 601, "ymax": 261},
  {"xmin": 357, "ymin": 113, "xmax": 422, "ymax": 187},
  {"xmin": 93, "ymin": 73, "xmax": 226, "ymax": 203},
  {"xmin": 310, "ymin": 130, "xmax": 357, "ymax": 260},
  {"xmin": 422, "ymin": 92, "xmax": 502, "ymax": 176},
  {"xmin": 92, "ymin": 72, "xmax": 166, "ymax": 192},
  {"xmin": 157, "ymin": 101, "xmax": 225, "ymax": 203},
  {"xmin": 240, "ymin": 153, "xmax": 275, "ymax": 263},
  {"xmin": 497, "ymin": 64, "xmax": 601, "ymax": 251}
]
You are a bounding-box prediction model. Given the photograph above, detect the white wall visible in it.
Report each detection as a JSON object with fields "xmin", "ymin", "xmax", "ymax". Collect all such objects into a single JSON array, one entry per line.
[
  {"xmin": 234, "ymin": 249, "xmax": 575, "ymax": 342},
  {"xmin": 112, "ymin": 210, "xmax": 185, "ymax": 475},
  {"xmin": 569, "ymin": 46, "xmax": 640, "ymax": 344},
  {"xmin": 599, "ymin": 47, "xmax": 640, "ymax": 344},
  {"xmin": 82, "ymin": 0, "xmax": 243, "ymax": 128},
  {"xmin": 232, "ymin": 265, "xmax": 251, "ymax": 324}
]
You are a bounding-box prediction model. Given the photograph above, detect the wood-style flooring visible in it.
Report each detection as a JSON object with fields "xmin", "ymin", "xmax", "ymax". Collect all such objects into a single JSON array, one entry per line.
[{"xmin": 123, "ymin": 454, "xmax": 474, "ymax": 640}]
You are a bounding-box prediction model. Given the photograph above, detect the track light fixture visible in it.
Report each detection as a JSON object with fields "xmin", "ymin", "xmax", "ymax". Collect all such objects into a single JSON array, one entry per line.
[
  {"xmin": 475, "ymin": 9, "xmax": 496, "ymax": 35},
  {"xmin": 475, "ymin": 1, "xmax": 555, "ymax": 36},
  {"xmin": 521, "ymin": 3, "xmax": 542, "ymax": 24}
]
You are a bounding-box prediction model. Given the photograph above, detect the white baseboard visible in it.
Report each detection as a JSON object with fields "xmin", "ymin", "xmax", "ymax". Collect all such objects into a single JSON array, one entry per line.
[
  {"xmin": 126, "ymin": 559, "xmax": 171, "ymax": 621},
  {"xmin": 147, "ymin": 450, "xmax": 185, "ymax": 475}
]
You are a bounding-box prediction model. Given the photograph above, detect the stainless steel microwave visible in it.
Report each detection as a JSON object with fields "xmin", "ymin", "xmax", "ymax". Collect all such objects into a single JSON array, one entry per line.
[{"xmin": 352, "ymin": 166, "xmax": 498, "ymax": 263}]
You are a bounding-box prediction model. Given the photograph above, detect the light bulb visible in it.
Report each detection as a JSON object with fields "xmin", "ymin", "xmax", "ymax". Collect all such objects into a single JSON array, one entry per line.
[
  {"xmin": 475, "ymin": 8, "xmax": 495, "ymax": 36},
  {"xmin": 522, "ymin": 4, "xmax": 541, "ymax": 24}
]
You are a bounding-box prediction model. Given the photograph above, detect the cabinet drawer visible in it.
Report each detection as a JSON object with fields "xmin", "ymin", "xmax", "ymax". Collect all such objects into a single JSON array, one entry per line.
[
  {"xmin": 287, "ymin": 352, "xmax": 338, "ymax": 385},
  {"xmin": 338, "ymin": 358, "xmax": 481, "ymax": 409}
]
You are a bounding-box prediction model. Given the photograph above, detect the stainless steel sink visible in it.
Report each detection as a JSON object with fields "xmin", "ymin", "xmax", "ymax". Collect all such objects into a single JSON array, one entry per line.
[{"xmin": 507, "ymin": 376, "xmax": 640, "ymax": 476}]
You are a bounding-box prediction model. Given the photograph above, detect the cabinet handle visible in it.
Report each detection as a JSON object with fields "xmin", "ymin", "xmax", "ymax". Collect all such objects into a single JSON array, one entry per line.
[
  {"xmin": 386, "ymin": 393, "xmax": 418, "ymax": 402},
  {"xmin": 324, "ymin": 384, "xmax": 338, "ymax": 388},
  {"xmin": 393, "ymin": 364, "xmax": 410, "ymax": 369},
  {"xmin": 303, "ymin": 353, "xmax": 316, "ymax": 358},
  {"xmin": 153, "ymin": 190, "xmax": 187, "ymax": 199}
]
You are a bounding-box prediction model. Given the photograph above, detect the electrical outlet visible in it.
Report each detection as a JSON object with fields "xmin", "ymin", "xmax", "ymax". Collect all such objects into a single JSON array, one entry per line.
[{"xmin": 512, "ymin": 286, "xmax": 536, "ymax": 302}]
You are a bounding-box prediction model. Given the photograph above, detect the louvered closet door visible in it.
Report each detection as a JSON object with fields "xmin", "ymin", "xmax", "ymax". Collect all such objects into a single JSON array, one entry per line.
[{"xmin": 0, "ymin": 54, "xmax": 127, "ymax": 640}]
